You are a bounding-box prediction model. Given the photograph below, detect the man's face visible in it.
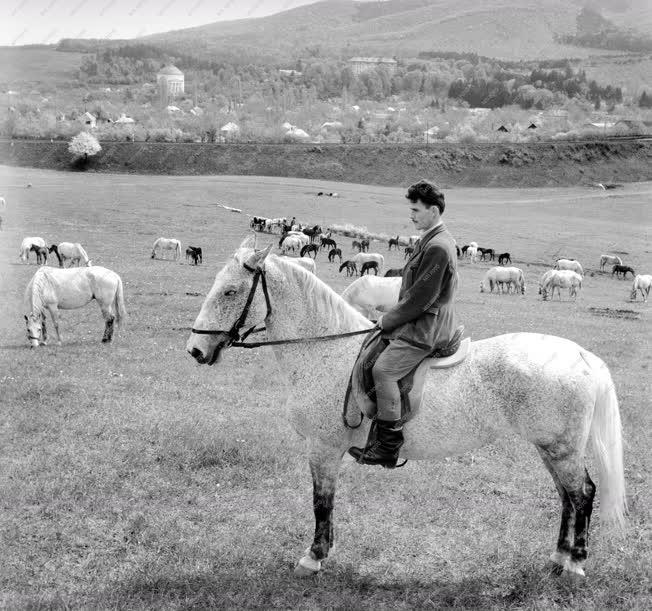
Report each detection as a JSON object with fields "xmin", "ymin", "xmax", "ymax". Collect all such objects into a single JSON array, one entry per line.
[{"xmin": 408, "ymin": 199, "xmax": 439, "ymax": 231}]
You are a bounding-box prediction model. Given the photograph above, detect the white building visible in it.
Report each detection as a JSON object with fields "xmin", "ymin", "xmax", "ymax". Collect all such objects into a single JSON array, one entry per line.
[
  {"xmin": 157, "ymin": 65, "xmax": 184, "ymax": 96},
  {"xmin": 348, "ymin": 57, "xmax": 397, "ymax": 76}
]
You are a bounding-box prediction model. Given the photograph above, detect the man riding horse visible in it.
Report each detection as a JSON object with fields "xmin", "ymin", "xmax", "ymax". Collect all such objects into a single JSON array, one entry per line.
[{"xmin": 348, "ymin": 180, "xmax": 459, "ymax": 468}]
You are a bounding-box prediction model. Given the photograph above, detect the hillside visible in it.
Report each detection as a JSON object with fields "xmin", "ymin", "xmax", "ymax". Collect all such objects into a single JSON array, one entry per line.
[
  {"xmin": 0, "ymin": 47, "xmax": 83, "ymax": 87},
  {"xmin": 141, "ymin": 0, "xmax": 589, "ymax": 62}
]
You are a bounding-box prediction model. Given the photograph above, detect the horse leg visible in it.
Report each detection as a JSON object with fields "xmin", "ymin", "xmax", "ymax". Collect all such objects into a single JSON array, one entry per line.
[
  {"xmin": 101, "ymin": 306, "xmax": 115, "ymax": 343},
  {"xmin": 295, "ymin": 446, "xmax": 341, "ymax": 577},
  {"xmin": 40, "ymin": 313, "xmax": 48, "ymax": 346},
  {"xmin": 48, "ymin": 306, "xmax": 62, "ymax": 345},
  {"xmin": 538, "ymin": 447, "xmax": 595, "ymax": 577}
]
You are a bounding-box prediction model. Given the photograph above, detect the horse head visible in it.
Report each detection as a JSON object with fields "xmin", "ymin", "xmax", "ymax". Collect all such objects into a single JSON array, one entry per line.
[{"xmin": 187, "ymin": 239, "xmax": 273, "ymax": 366}]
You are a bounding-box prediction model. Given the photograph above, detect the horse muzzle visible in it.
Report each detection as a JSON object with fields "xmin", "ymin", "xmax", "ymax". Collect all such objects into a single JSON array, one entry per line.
[{"xmin": 187, "ymin": 336, "xmax": 229, "ymax": 366}]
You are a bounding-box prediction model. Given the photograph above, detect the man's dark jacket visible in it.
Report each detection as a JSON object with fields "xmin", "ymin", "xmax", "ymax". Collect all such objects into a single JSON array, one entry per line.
[{"xmin": 380, "ymin": 223, "xmax": 458, "ymax": 351}]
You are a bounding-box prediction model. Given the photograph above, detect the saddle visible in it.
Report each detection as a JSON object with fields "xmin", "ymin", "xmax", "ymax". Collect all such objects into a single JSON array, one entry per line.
[{"xmin": 344, "ymin": 325, "xmax": 470, "ymax": 426}]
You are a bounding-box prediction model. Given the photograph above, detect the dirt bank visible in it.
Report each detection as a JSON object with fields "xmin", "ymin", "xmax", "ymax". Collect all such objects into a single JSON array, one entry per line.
[{"xmin": 1, "ymin": 138, "xmax": 651, "ymax": 187}]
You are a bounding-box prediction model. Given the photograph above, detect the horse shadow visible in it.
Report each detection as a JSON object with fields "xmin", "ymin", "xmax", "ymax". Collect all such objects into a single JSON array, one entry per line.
[{"xmin": 109, "ymin": 557, "xmax": 582, "ymax": 608}]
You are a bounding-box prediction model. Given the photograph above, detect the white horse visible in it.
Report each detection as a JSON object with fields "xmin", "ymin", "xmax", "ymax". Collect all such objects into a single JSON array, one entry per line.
[
  {"xmin": 600, "ymin": 254, "xmax": 622, "ymax": 271},
  {"xmin": 480, "ymin": 267, "xmax": 525, "ymax": 295},
  {"xmin": 466, "ymin": 245, "xmax": 478, "ymax": 262},
  {"xmin": 24, "ymin": 266, "xmax": 126, "ymax": 347},
  {"xmin": 56, "ymin": 242, "xmax": 92, "ymax": 267},
  {"xmin": 281, "ymin": 236, "xmax": 303, "ymax": 255},
  {"xmin": 555, "ymin": 259, "xmax": 584, "ymax": 276},
  {"xmin": 287, "ymin": 256, "xmax": 316, "ymax": 275},
  {"xmin": 630, "ymin": 274, "xmax": 652, "ymax": 302},
  {"xmin": 19, "ymin": 237, "xmax": 46, "ymax": 263},
  {"xmin": 542, "ymin": 270, "xmax": 583, "ymax": 301},
  {"xmin": 352, "ymin": 252, "xmax": 384, "ymax": 274},
  {"xmin": 341, "ymin": 276, "xmax": 401, "ymax": 319},
  {"xmin": 151, "ymin": 237, "xmax": 181, "ymax": 261},
  {"xmin": 187, "ymin": 238, "xmax": 625, "ymax": 579}
]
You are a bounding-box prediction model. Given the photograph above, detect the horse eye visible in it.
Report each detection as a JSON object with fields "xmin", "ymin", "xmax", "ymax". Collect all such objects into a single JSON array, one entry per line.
[{"xmin": 224, "ymin": 289, "xmax": 237, "ymax": 297}]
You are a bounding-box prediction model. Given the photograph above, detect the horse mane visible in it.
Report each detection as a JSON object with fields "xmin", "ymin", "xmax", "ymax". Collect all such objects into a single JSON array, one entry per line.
[
  {"xmin": 28, "ymin": 268, "xmax": 52, "ymax": 316},
  {"xmin": 234, "ymin": 249, "xmax": 369, "ymax": 331}
]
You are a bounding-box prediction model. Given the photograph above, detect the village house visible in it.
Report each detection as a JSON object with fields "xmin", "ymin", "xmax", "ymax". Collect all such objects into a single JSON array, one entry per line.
[{"xmin": 348, "ymin": 57, "xmax": 397, "ymax": 76}]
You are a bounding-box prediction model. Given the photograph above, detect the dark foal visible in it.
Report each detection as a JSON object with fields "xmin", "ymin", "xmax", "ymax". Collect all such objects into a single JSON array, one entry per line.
[
  {"xmin": 612, "ymin": 264, "xmax": 635, "ymax": 279},
  {"xmin": 328, "ymin": 248, "xmax": 342, "ymax": 263},
  {"xmin": 404, "ymin": 246, "xmax": 414, "ymax": 259},
  {"xmin": 48, "ymin": 244, "xmax": 64, "ymax": 267},
  {"xmin": 321, "ymin": 237, "xmax": 337, "ymax": 250},
  {"xmin": 186, "ymin": 246, "xmax": 203, "ymax": 265},
  {"xmin": 360, "ymin": 261, "xmax": 379, "ymax": 275},
  {"xmin": 30, "ymin": 244, "xmax": 48, "ymax": 265},
  {"xmin": 339, "ymin": 261, "xmax": 357, "ymax": 276},
  {"xmin": 498, "ymin": 252, "xmax": 512, "ymax": 265},
  {"xmin": 301, "ymin": 244, "xmax": 319, "ymax": 259},
  {"xmin": 388, "ymin": 235, "xmax": 400, "ymax": 250}
]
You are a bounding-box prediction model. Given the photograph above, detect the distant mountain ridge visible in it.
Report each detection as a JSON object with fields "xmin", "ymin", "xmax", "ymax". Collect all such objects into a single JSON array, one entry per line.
[{"xmin": 137, "ymin": 0, "xmax": 651, "ymax": 62}]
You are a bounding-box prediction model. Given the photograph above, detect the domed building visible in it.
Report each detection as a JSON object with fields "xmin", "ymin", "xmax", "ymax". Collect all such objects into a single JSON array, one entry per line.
[{"xmin": 157, "ymin": 65, "xmax": 184, "ymax": 96}]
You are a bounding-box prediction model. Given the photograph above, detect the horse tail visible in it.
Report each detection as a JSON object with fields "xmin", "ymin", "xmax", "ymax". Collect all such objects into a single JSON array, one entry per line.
[
  {"xmin": 587, "ymin": 353, "xmax": 627, "ymax": 533},
  {"xmin": 113, "ymin": 276, "xmax": 127, "ymax": 325}
]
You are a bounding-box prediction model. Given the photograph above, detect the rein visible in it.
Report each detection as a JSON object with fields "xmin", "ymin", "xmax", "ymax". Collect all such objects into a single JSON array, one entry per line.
[{"xmin": 190, "ymin": 263, "xmax": 376, "ymax": 348}]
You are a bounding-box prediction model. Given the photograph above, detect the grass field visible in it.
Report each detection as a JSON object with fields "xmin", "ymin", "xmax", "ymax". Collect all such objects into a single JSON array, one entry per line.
[{"xmin": 1, "ymin": 166, "xmax": 651, "ymax": 609}]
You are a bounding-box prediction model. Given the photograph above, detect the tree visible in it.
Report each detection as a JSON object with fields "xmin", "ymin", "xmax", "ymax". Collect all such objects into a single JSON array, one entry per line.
[
  {"xmin": 639, "ymin": 91, "xmax": 652, "ymax": 108},
  {"xmin": 68, "ymin": 132, "xmax": 101, "ymax": 165}
]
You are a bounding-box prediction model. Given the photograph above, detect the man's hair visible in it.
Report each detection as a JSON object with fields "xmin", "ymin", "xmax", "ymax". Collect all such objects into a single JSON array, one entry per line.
[{"xmin": 406, "ymin": 180, "xmax": 445, "ymax": 214}]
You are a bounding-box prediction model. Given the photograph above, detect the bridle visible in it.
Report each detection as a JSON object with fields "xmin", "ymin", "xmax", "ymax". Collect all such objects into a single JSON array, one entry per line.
[{"xmin": 190, "ymin": 262, "xmax": 375, "ymax": 349}]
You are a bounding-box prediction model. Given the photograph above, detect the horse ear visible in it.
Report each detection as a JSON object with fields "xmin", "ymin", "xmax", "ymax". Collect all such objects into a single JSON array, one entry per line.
[
  {"xmin": 238, "ymin": 234, "xmax": 256, "ymax": 250},
  {"xmin": 245, "ymin": 244, "xmax": 273, "ymax": 269}
]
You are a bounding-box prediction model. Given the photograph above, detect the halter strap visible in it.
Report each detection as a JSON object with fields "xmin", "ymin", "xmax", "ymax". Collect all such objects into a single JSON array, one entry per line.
[{"xmin": 190, "ymin": 262, "xmax": 375, "ymax": 347}]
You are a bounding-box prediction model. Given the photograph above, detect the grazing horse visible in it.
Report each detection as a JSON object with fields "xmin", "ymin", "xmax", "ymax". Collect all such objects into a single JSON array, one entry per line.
[
  {"xmin": 478, "ymin": 247, "xmax": 495, "ymax": 261},
  {"xmin": 321, "ymin": 237, "xmax": 337, "ymax": 250},
  {"xmin": 404, "ymin": 246, "xmax": 414, "ymax": 259},
  {"xmin": 19, "ymin": 237, "xmax": 46, "ymax": 263},
  {"xmin": 300, "ymin": 244, "xmax": 319, "ymax": 259},
  {"xmin": 466, "ymin": 245, "xmax": 478, "ymax": 263},
  {"xmin": 353, "ymin": 252, "xmax": 384, "ymax": 275},
  {"xmin": 612, "ymin": 264, "xmax": 635, "ymax": 279},
  {"xmin": 630, "ymin": 274, "xmax": 652, "ymax": 301},
  {"xmin": 498, "ymin": 252, "xmax": 512, "ymax": 265},
  {"xmin": 339, "ymin": 261, "xmax": 357, "ymax": 276},
  {"xmin": 384, "ymin": 268, "xmax": 403, "ymax": 277},
  {"xmin": 56, "ymin": 242, "xmax": 92, "ymax": 267},
  {"xmin": 250, "ymin": 216, "xmax": 267, "ymax": 232},
  {"xmin": 151, "ymin": 237, "xmax": 181, "ymax": 261},
  {"xmin": 388, "ymin": 236, "xmax": 400, "ymax": 250},
  {"xmin": 360, "ymin": 261, "xmax": 379, "ymax": 275},
  {"xmin": 555, "ymin": 259, "xmax": 583, "ymax": 276},
  {"xmin": 187, "ymin": 238, "xmax": 626, "ymax": 580},
  {"xmin": 281, "ymin": 236, "xmax": 303, "ymax": 255},
  {"xmin": 360, "ymin": 238, "xmax": 370, "ymax": 253},
  {"xmin": 351, "ymin": 240, "xmax": 362, "ymax": 252},
  {"xmin": 542, "ymin": 270, "xmax": 583, "ymax": 301},
  {"xmin": 186, "ymin": 246, "xmax": 203, "ymax": 265},
  {"xmin": 24, "ymin": 266, "xmax": 126, "ymax": 347},
  {"xmin": 341, "ymin": 276, "xmax": 401, "ymax": 319},
  {"xmin": 480, "ymin": 267, "xmax": 525, "ymax": 295},
  {"xmin": 600, "ymin": 254, "xmax": 622, "ymax": 271},
  {"xmin": 328, "ymin": 248, "xmax": 342, "ymax": 263},
  {"xmin": 29, "ymin": 244, "xmax": 48, "ymax": 265}
]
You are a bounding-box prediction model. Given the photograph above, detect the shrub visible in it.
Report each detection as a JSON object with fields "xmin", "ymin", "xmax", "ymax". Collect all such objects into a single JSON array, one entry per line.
[{"xmin": 68, "ymin": 131, "xmax": 101, "ymax": 162}]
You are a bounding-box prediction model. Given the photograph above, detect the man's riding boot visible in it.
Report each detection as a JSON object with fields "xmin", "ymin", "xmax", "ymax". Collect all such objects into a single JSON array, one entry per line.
[{"xmin": 348, "ymin": 419, "xmax": 404, "ymax": 468}]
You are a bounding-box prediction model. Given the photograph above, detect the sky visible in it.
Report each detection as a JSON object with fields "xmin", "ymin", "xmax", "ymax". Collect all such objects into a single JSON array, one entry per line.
[{"xmin": 2, "ymin": 0, "xmax": 326, "ymax": 46}]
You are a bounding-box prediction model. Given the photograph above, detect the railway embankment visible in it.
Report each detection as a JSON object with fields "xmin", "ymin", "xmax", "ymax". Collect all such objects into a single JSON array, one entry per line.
[{"xmin": 1, "ymin": 138, "xmax": 651, "ymax": 187}]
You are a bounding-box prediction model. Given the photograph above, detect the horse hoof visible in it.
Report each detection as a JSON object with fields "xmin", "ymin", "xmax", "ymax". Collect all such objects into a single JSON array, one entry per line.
[
  {"xmin": 294, "ymin": 558, "xmax": 321, "ymax": 577},
  {"xmin": 294, "ymin": 551, "xmax": 321, "ymax": 577}
]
